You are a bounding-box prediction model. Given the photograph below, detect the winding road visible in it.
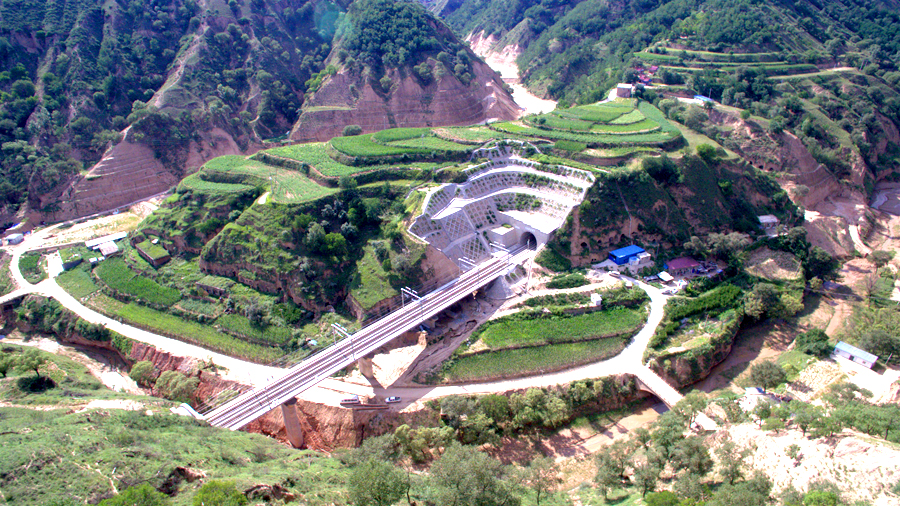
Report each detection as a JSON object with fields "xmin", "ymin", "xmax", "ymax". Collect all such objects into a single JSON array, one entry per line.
[{"xmin": 2, "ymin": 228, "xmax": 716, "ymax": 431}]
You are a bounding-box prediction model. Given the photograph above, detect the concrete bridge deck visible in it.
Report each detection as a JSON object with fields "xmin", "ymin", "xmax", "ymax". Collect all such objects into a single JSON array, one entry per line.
[{"xmin": 203, "ymin": 250, "xmax": 529, "ymax": 430}]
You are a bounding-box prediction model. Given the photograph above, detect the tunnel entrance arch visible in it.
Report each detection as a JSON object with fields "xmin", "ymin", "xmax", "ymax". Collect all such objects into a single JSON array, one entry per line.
[{"xmin": 520, "ymin": 231, "xmax": 537, "ymax": 250}]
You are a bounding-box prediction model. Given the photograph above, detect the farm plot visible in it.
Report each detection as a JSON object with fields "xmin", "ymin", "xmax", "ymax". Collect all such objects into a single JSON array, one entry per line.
[
  {"xmin": 444, "ymin": 338, "xmax": 627, "ymax": 382},
  {"xmin": 331, "ymin": 134, "xmax": 429, "ymax": 157},
  {"xmin": 94, "ymin": 257, "xmax": 181, "ymax": 306},
  {"xmin": 477, "ymin": 307, "xmax": 645, "ymax": 350},
  {"xmin": 56, "ymin": 266, "xmax": 100, "ymax": 299},
  {"xmin": 216, "ymin": 314, "xmax": 292, "ymax": 345},
  {"xmin": 610, "ymin": 109, "xmax": 646, "ymax": 125},
  {"xmin": 88, "ymin": 295, "xmax": 281, "ymax": 363},
  {"xmin": 372, "ymin": 127, "xmax": 433, "ymax": 142},
  {"xmin": 387, "ymin": 136, "xmax": 472, "ymax": 152}
]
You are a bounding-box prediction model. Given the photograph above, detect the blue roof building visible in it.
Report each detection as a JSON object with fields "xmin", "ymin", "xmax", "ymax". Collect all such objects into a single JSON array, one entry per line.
[
  {"xmin": 833, "ymin": 341, "xmax": 878, "ymax": 369},
  {"xmin": 608, "ymin": 245, "xmax": 647, "ymax": 265}
]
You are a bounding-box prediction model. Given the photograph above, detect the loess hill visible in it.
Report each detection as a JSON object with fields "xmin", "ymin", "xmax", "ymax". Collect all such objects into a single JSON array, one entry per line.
[{"xmin": 0, "ymin": 0, "xmax": 517, "ymax": 225}]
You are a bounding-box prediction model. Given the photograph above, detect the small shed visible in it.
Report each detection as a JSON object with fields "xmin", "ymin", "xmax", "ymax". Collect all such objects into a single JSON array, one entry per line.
[
  {"xmin": 658, "ymin": 271, "xmax": 674, "ymax": 283},
  {"xmin": 86, "ymin": 232, "xmax": 128, "ymax": 250},
  {"xmin": 616, "ymin": 83, "xmax": 633, "ymax": 98},
  {"xmin": 98, "ymin": 242, "xmax": 120, "ymax": 257},
  {"xmin": 758, "ymin": 215, "xmax": 779, "ymax": 230},
  {"xmin": 590, "ymin": 293, "xmax": 603, "ymax": 307},
  {"xmin": 833, "ymin": 341, "xmax": 878, "ymax": 369},
  {"xmin": 665, "ymin": 257, "xmax": 701, "ymax": 276},
  {"xmin": 6, "ymin": 233, "xmax": 24, "ymax": 245},
  {"xmin": 609, "ymin": 245, "xmax": 646, "ymax": 265}
]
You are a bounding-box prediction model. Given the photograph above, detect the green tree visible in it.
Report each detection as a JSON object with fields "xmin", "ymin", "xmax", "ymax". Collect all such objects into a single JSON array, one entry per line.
[
  {"xmin": 801, "ymin": 490, "xmax": 840, "ymax": 506},
  {"xmin": 859, "ymin": 329, "xmax": 900, "ymax": 364},
  {"xmin": 594, "ymin": 440, "xmax": 628, "ymax": 498},
  {"xmin": 18, "ymin": 349, "xmax": 46, "ymax": 379},
  {"xmin": 792, "ymin": 402, "xmax": 823, "ymax": 436},
  {"xmin": 129, "ymin": 361, "xmax": 156, "ymax": 387},
  {"xmin": 794, "ymin": 329, "xmax": 831, "ymax": 357},
  {"xmin": 428, "ymin": 443, "xmax": 520, "ymax": 506},
  {"xmin": 0, "ymin": 353, "xmax": 13, "ymax": 378},
  {"xmin": 193, "ymin": 481, "xmax": 247, "ymax": 506},
  {"xmin": 707, "ymin": 473, "xmax": 772, "ymax": 506},
  {"xmin": 671, "ymin": 436, "xmax": 713, "ymax": 477},
  {"xmin": 349, "ymin": 459, "xmax": 406, "ymax": 506},
  {"xmin": 870, "ymin": 250, "xmax": 895, "ymax": 269},
  {"xmin": 750, "ymin": 361, "xmax": 786, "ymax": 392},
  {"xmin": 522, "ymin": 455, "xmax": 559, "ymax": 505},
  {"xmin": 645, "ymin": 491, "xmax": 680, "ymax": 506},
  {"xmin": 305, "ymin": 222, "xmax": 326, "ymax": 251},
  {"xmin": 672, "ymin": 392, "xmax": 708, "ymax": 428},
  {"xmin": 715, "ymin": 436, "xmax": 749, "ymax": 485},
  {"xmin": 632, "ymin": 460, "xmax": 661, "ymax": 497},
  {"xmin": 342, "ymin": 124, "xmax": 363, "ymax": 136},
  {"xmin": 100, "ymin": 484, "xmax": 169, "ymax": 506}
]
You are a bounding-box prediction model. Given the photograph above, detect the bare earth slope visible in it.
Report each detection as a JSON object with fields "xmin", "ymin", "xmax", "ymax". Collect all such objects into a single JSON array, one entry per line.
[{"xmin": 291, "ymin": 60, "xmax": 520, "ymax": 142}]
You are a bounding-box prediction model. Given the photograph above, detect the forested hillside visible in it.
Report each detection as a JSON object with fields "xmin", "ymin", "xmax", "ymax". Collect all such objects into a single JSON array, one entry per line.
[
  {"xmin": 436, "ymin": 0, "xmax": 900, "ymax": 103},
  {"xmin": 0, "ymin": 0, "xmax": 513, "ymax": 223}
]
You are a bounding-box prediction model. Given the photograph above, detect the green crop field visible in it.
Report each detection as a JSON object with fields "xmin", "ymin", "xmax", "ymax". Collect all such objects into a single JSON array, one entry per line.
[
  {"xmin": 0, "ymin": 254, "xmax": 13, "ymax": 296},
  {"xmin": 533, "ymin": 114, "xmax": 594, "ymax": 131},
  {"xmin": 18, "ymin": 253, "xmax": 46, "ymax": 284},
  {"xmin": 331, "ymin": 133, "xmax": 429, "ymax": 157},
  {"xmin": 387, "ymin": 136, "xmax": 472, "ymax": 152},
  {"xmin": 179, "ymin": 173, "xmax": 255, "ymax": 195},
  {"xmin": 445, "ymin": 337, "xmax": 626, "ymax": 382},
  {"xmin": 265, "ymin": 143, "xmax": 367, "ymax": 176},
  {"xmin": 94, "ymin": 258, "xmax": 181, "ymax": 306},
  {"xmin": 590, "ymin": 118, "xmax": 661, "ymax": 133},
  {"xmin": 195, "ymin": 154, "xmax": 338, "ymax": 203},
  {"xmin": 478, "ymin": 307, "xmax": 644, "ymax": 350},
  {"xmin": 610, "ymin": 109, "xmax": 646, "ymax": 125},
  {"xmin": 265, "ymin": 142, "xmax": 447, "ymax": 177},
  {"xmin": 216, "ymin": 314, "xmax": 292, "ymax": 345},
  {"xmin": 437, "ymin": 126, "xmax": 518, "ymax": 143},
  {"xmin": 492, "ymin": 121, "xmax": 678, "ymax": 146},
  {"xmin": 270, "ymin": 173, "xmax": 338, "ymax": 203},
  {"xmin": 88, "ymin": 294, "xmax": 281, "ymax": 363},
  {"xmin": 372, "ymin": 127, "xmax": 433, "ymax": 142},
  {"xmin": 632, "ymin": 51, "xmax": 680, "ymax": 61},
  {"xmin": 56, "ymin": 266, "xmax": 100, "ymax": 299}
]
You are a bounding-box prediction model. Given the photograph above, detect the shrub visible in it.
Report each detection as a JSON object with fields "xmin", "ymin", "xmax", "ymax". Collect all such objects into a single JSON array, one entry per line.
[
  {"xmin": 193, "ymin": 481, "xmax": 247, "ymax": 506},
  {"xmin": 99, "ymin": 484, "xmax": 169, "ymax": 506},
  {"xmin": 129, "ymin": 361, "xmax": 157, "ymax": 387},
  {"xmin": 155, "ymin": 370, "xmax": 199, "ymax": 404},
  {"xmin": 343, "ymin": 124, "xmax": 363, "ymax": 136}
]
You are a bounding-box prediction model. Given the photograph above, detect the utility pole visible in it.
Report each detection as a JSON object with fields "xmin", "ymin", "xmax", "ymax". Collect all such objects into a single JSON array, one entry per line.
[{"xmin": 331, "ymin": 323, "xmax": 353, "ymax": 359}]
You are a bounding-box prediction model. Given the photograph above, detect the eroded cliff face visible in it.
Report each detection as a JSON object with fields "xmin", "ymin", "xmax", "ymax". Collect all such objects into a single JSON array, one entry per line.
[
  {"xmin": 707, "ymin": 109, "xmax": 882, "ymax": 257},
  {"xmin": 291, "ymin": 59, "xmax": 520, "ymax": 142}
]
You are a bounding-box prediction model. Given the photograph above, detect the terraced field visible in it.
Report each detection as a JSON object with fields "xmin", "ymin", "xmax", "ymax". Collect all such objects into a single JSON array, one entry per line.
[{"xmin": 185, "ymin": 155, "xmax": 337, "ymax": 203}]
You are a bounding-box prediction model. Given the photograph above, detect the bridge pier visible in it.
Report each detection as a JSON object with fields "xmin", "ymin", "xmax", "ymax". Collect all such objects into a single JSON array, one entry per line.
[
  {"xmin": 280, "ymin": 398, "xmax": 305, "ymax": 448},
  {"xmin": 358, "ymin": 356, "xmax": 375, "ymax": 379}
]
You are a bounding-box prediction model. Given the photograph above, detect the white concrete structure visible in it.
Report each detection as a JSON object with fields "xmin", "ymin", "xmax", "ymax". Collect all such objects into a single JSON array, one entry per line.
[{"xmin": 409, "ymin": 141, "xmax": 594, "ymax": 266}]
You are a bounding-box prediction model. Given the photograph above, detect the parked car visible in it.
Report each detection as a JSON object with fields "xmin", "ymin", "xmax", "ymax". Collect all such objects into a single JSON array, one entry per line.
[{"xmin": 386, "ymin": 396, "xmax": 401, "ymax": 403}]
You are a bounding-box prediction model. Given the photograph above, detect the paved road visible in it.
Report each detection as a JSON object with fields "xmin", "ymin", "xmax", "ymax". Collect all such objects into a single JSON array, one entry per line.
[{"xmin": 4, "ymin": 236, "xmax": 716, "ymax": 431}]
